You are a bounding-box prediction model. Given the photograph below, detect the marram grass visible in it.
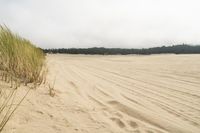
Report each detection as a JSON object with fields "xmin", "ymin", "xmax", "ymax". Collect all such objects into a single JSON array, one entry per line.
[
  {"xmin": 0, "ymin": 25, "xmax": 45, "ymax": 85},
  {"xmin": 0, "ymin": 25, "xmax": 45, "ymax": 132}
]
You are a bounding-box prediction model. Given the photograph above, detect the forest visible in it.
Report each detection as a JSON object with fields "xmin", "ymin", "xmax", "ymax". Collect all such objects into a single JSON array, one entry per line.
[{"xmin": 43, "ymin": 44, "xmax": 200, "ymax": 55}]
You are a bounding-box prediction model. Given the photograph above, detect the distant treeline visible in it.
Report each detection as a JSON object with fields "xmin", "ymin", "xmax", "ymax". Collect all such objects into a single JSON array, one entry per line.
[{"xmin": 43, "ymin": 44, "xmax": 200, "ymax": 55}]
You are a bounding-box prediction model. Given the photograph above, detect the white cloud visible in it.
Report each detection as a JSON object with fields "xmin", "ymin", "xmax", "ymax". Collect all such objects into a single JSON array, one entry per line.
[{"xmin": 0, "ymin": 0, "xmax": 200, "ymax": 48}]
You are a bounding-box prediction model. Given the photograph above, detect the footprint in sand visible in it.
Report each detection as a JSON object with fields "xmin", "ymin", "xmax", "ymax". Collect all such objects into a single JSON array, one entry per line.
[
  {"xmin": 128, "ymin": 121, "xmax": 138, "ymax": 129},
  {"xmin": 110, "ymin": 117, "xmax": 126, "ymax": 128},
  {"xmin": 36, "ymin": 110, "xmax": 44, "ymax": 115},
  {"xmin": 114, "ymin": 112, "xmax": 123, "ymax": 118}
]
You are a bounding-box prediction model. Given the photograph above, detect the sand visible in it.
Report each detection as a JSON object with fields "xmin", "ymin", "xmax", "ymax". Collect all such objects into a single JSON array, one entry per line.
[{"xmin": 2, "ymin": 54, "xmax": 200, "ymax": 133}]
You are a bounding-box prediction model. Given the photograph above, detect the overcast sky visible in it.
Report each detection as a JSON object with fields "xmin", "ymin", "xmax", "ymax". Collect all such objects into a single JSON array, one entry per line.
[{"xmin": 0, "ymin": 0, "xmax": 200, "ymax": 48}]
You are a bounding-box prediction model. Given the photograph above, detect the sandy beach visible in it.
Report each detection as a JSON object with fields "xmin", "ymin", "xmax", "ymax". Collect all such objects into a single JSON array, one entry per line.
[{"xmin": 2, "ymin": 54, "xmax": 200, "ymax": 133}]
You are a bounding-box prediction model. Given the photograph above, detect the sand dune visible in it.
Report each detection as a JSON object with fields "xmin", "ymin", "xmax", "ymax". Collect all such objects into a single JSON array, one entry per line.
[{"xmin": 3, "ymin": 54, "xmax": 200, "ymax": 133}]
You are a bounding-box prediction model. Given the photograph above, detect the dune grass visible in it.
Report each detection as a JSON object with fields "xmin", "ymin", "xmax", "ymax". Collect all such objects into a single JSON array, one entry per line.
[
  {"xmin": 0, "ymin": 25, "xmax": 45, "ymax": 132},
  {"xmin": 0, "ymin": 25, "xmax": 45, "ymax": 85}
]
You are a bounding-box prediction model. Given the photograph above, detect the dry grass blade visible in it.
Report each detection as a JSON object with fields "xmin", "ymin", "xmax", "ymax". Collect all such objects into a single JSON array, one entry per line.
[{"xmin": 0, "ymin": 25, "xmax": 45, "ymax": 132}]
